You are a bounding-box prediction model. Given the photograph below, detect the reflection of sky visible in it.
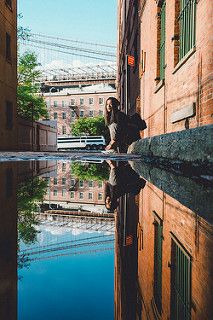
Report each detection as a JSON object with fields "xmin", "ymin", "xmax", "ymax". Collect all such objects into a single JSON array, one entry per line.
[{"xmin": 18, "ymin": 225, "xmax": 114, "ymax": 320}]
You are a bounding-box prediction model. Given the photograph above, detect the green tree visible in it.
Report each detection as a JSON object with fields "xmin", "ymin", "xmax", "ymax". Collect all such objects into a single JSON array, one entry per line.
[
  {"xmin": 71, "ymin": 116, "xmax": 107, "ymax": 137},
  {"xmin": 71, "ymin": 162, "xmax": 109, "ymax": 181},
  {"xmin": 17, "ymin": 177, "xmax": 48, "ymax": 245},
  {"xmin": 17, "ymin": 52, "xmax": 48, "ymax": 121}
]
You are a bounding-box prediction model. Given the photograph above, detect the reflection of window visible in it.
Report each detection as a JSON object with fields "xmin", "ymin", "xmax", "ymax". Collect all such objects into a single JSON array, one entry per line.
[
  {"xmin": 71, "ymin": 179, "xmax": 75, "ymax": 187},
  {"xmin": 62, "ymin": 163, "xmax": 66, "ymax": 172},
  {"xmin": 70, "ymin": 191, "xmax": 75, "ymax": 199},
  {"xmin": 170, "ymin": 236, "xmax": 191, "ymax": 320},
  {"xmin": 89, "ymin": 110, "xmax": 94, "ymax": 117},
  {"xmin": 89, "ymin": 98, "xmax": 94, "ymax": 105},
  {"xmin": 62, "ymin": 112, "xmax": 66, "ymax": 119},
  {"xmin": 153, "ymin": 213, "xmax": 163, "ymax": 315},
  {"xmin": 54, "ymin": 112, "xmax": 57, "ymax": 119},
  {"xmin": 62, "ymin": 189, "xmax": 66, "ymax": 197},
  {"xmin": 71, "ymin": 110, "xmax": 75, "ymax": 118},
  {"xmin": 88, "ymin": 192, "xmax": 93, "ymax": 200},
  {"xmin": 79, "ymin": 110, "xmax": 84, "ymax": 118},
  {"xmin": 62, "ymin": 126, "xmax": 66, "ymax": 134},
  {"xmin": 79, "ymin": 180, "xmax": 84, "ymax": 188},
  {"xmin": 79, "ymin": 192, "xmax": 84, "ymax": 199},
  {"xmin": 53, "ymin": 189, "xmax": 58, "ymax": 196},
  {"xmin": 62, "ymin": 178, "xmax": 66, "ymax": 185},
  {"xmin": 88, "ymin": 181, "xmax": 93, "ymax": 187},
  {"xmin": 80, "ymin": 98, "xmax": 84, "ymax": 105},
  {"xmin": 98, "ymin": 181, "xmax": 103, "ymax": 188},
  {"xmin": 98, "ymin": 193, "xmax": 103, "ymax": 200},
  {"xmin": 99, "ymin": 110, "xmax": 103, "ymax": 116},
  {"xmin": 53, "ymin": 178, "xmax": 57, "ymax": 185}
]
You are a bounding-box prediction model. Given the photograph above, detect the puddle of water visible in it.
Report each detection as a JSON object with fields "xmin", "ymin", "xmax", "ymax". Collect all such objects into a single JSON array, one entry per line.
[{"xmin": 0, "ymin": 160, "xmax": 212, "ymax": 320}]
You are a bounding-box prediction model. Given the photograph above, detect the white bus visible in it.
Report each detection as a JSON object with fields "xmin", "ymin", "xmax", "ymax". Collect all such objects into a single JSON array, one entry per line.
[{"xmin": 57, "ymin": 135, "xmax": 106, "ymax": 151}]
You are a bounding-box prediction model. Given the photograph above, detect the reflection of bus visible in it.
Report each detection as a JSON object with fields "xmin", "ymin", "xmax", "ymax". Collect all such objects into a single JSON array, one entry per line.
[{"xmin": 57, "ymin": 136, "xmax": 106, "ymax": 150}]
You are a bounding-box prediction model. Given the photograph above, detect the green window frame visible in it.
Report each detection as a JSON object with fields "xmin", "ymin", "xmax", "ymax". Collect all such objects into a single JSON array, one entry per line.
[
  {"xmin": 170, "ymin": 236, "xmax": 191, "ymax": 320},
  {"xmin": 178, "ymin": 0, "xmax": 196, "ymax": 60},
  {"xmin": 159, "ymin": 1, "xmax": 166, "ymax": 80},
  {"xmin": 153, "ymin": 213, "xmax": 163, "ymax": 315}
]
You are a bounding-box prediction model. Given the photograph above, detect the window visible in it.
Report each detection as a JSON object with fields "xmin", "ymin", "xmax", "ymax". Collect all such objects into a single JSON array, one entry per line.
[
  {"xmin": 62, "ymin": 101, "xmax": 66, "ymax": 107},
  {"xmin": 98, "ymin": 193, "xmax": 103, "ymax": 200},
  {"xmin": 54, "ymin": 101, "xmax": 58, "ymax": 107},
  {"xmin": 88, "ymin": 192, "xmax": 93, "ymax": 200},
  {"xmin": 88, "ymin": 181, "xmax": 93, "ymax": 188},
  {"xmin": 89, "ymin": 98, "xmax": 94, "ymax": 105},
  {"xmin": 99, "ymin": 110, "xmax": 103, "ymax": 116},
  {"xmin": 79, "ymin": 180, "xmax": 84, "ymax": 188},
  {"xmin": 6, "ymin": 101, "xmax": 13, "ymax": 129},
  {"xmin": 79, "ymin": 110, "xmax": 84, "ymax": 118},
  {"xmin": 80, "ymin": 98, "xmax": 84, "ymax": 105},
  {"xmin": 178, "ymin": 0, "xmax": 196, "ymax": 61},
  {"xmin": 62, "ymin": 126, "xmax": 66, "ymax": 134},
  {"xmin": 62, "ymin": 189, "xmax": 66, "ymax": 197},
  {"xmin": 53, "ymin": 112, "xmax": 57, "ymax": 120},
  {"xmin": 70, "ymin": 191, "xmax": 75, "ymax": 199},
  {"xmin": 98, "ymin": 181, "xmax": 103, "ymax": 188},
  {"xmin": 79, "ymin": 192, "xmax": 84, "ymax": 199},
  {"xmin": 62, "ymin": 178, "xmax": 66, "ymax": 185},
  {"xmin": 153, "ymin": 213, "xmax": 163, "ymax": 315},
  {"xmin": 170, "ymin": 236, "xmax": 191, "ymax": 320},
  {"xmin": 53, "ymin": 178, "xmax": 58, "ymax": 185},
  {"xmin": 62, "ymin": 163, "xmax": 66, "ymax": 172},
  {"xmin": 53, "ymin": 189, "xmax": 58, "ymax": 196},
  {"xmin": 6, "ymin": 33, "xmax": 12, "ymax": 62},
  {"xmin": 46, "ymin": 101, "xmax": 50, "ymax": 107},
  {"xmin": 89, "ymin": 110, "xmax": 94, "ymax": 117},
  {"xmin": 99, "ymin": 97, "xmax": 104, "ymax": 105},
  {"xmin": 71, "ymin": 99, "xmax": 75, "ymax": 106},
  {"xmin": 71, "ymin": 179, "xmax": 75, "ymax": 187},
  {"xmin": 62, "ymin": 112, "xmax": 66, "ymax": 119},
  {"xmin": 71, "ymin": 110, "xmax": 75, "ymax": 118}
]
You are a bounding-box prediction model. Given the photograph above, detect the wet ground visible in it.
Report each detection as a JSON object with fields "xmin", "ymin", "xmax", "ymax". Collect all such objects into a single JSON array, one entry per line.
[{"xmin": 0, "ymin": 158, "xmax": 212, "ymax": 320}]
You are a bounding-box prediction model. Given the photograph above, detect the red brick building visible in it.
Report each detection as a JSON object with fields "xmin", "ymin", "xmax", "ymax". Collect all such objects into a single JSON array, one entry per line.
[
  {"xmin": 43, "ymin": 84, "xmax": 116, "ymax": 135},
  {"xmin": 117, "ymin": 0, "xmax": 213, "ymax": 137}
]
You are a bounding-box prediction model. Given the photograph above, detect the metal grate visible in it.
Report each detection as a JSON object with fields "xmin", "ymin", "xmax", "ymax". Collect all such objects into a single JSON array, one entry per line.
[
  {"xmin": 178, "ymin": 0, "xmax": 196, "ymax": 60},
  {"xmin": 159, "ymin": 1, "xmax": 166, "ymax": 80},
  {"xmin": 171, "ymin": 237, "xmax": 191, "ymax": 320}
]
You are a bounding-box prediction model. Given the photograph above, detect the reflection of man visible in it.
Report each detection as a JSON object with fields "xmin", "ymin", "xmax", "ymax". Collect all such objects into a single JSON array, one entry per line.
[{"xmin": 105, "ymin": 161, "xmax": 146, "ymax": 212}]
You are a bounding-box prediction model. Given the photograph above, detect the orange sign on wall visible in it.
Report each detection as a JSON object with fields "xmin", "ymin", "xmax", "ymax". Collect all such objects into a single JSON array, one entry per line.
[{"xmin": 127, "ymin": 55, "xmax": 135, "ymax": 67}]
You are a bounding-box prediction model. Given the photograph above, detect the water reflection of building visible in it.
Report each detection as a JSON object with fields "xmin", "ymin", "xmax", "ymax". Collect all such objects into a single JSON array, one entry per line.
[
  {"xmin": 44, "ymin": 162, "xmax": 105, "ymax": 210},
  {"xmin": 115, "ymin": 162, "xmax": 213, "ymax": 320}
]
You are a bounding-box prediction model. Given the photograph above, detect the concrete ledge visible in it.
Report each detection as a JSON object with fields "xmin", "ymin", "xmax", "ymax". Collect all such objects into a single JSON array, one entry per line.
[
  {"xmin": 128, "ymin": 125, "xmax": 213, "ymax": 170},
  {"xmin": 129, "ymin": 160, "xmax": 213, "ymax": 223}
]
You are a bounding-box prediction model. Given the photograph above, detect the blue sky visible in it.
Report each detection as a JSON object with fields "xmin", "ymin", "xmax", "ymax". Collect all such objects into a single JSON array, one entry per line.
[{"xmin": 18, "ymin": 0, "xmax": 117, "ymax": 46}]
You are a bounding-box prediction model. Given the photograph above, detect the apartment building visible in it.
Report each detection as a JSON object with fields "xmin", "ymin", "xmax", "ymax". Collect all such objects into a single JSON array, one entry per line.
[{"xmin": 43, "ymin": 84, "xmax": 116, "ymax": 135}]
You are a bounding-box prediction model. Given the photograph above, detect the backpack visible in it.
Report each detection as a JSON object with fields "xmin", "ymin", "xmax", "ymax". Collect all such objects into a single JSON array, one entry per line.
[{"xmin": 129, "ymin": 113, "xmax": 147, "ymax": 131}]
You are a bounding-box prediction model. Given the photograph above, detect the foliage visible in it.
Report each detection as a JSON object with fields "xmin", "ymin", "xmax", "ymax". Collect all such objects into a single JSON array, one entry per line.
[
  {"xmin": 71, "ymin": 116, "xmax": 107, "ymax": 137},
  {"xmin": 71, "ymin": 162, "xmax": 109, "ymax": 181},
  {"xmin": 17, "ymin": 177, "xmax": 48, "ymax": 245},
  {"xmin": 17, "ymin": 51, "xmax": 48, "ymax": 121}
]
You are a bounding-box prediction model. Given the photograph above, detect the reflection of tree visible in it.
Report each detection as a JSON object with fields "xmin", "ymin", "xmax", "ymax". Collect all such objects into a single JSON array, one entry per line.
[
  {"xmin": 17, "ymin": 177, "xmax": 48, "ymax": 245},
  {"xmin": 71, "ymin": 162, "xmax": 109, "ymax": 181}
]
